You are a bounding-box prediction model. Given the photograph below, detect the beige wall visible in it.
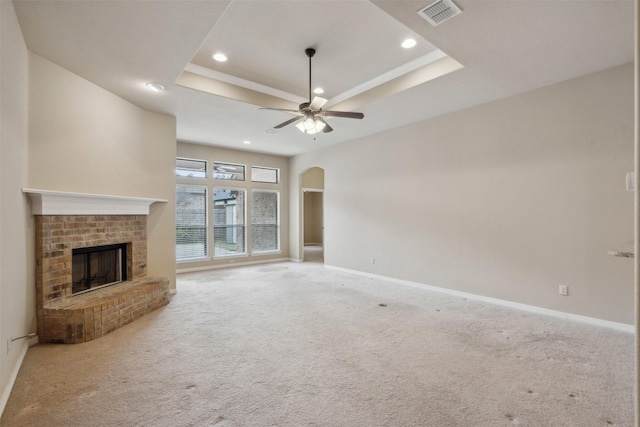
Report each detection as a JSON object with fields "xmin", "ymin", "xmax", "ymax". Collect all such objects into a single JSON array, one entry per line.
[
  {"xmin": 176, "ymin": 142, "xmax": 289, "ymax": 270},
  {"xmin": 27, "ymin": 54, "xmax": 177, "ymax": 290},
  {"xmin": 290, "ymin": 63, "xmax": 635, "ymax": 324},
  {"xmin": 302, "ymin": 167, "xmax": 324, "ymax": 189},
  {"xmin": 634, "ymin": 2, "xmax": 639, "ymax": 421},
  {"xmin": 1, "ymin": 11, "xmax": 176, "ymax": 411},
  {"xmin": 0, "ymin": 0, "xmax": 34, "ymax": 412},
  {"xmin": 304, "ymin": 192, "xmax": 323, "ymax": 245}
]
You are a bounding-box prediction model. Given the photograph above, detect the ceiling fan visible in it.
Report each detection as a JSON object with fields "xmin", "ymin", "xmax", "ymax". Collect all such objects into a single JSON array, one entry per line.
[{"xmin": 261, "ymin": 48, "xmax": 364, "ymax": 135}]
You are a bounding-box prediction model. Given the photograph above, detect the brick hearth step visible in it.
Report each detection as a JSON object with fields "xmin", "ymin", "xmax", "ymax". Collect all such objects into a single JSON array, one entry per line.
[{"xmin": 38, "ymin": 277, "xmax": 170, "ymax": 344}]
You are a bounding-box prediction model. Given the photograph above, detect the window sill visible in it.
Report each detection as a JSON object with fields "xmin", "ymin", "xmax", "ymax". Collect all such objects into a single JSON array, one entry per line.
[
  {"xmin": 176, "ymin": 257, "xmax": 211, "ymax": 264},
  {"xmin": 251, "ymin": 250, "xmax": 282, "ymax": 256},
  {"xmin": 213, "ymin": 253, "xmax": 249, "ymax": 259}
]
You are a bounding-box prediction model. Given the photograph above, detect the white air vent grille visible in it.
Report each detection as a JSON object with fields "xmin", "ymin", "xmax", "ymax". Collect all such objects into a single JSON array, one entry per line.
[{"xmin": 418, "ymin": 0, "xmax": 462, "ymax": 26}]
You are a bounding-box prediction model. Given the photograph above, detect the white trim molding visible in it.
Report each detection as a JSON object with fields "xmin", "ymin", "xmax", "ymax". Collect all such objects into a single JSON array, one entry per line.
[
  {"xmin": 0, "ymin": 340, "xmax": 31, "ymax": 417},
  {"xmin": 177, "ymin": 257, "xmax": 290, "ymax": 274},
  {"xmin": 325, "ymin": 265, "xmax": 634, "ymax": 334},
  {"xmin": 23, "ymin": 188, "xmax": 168, "ymax": 215}
]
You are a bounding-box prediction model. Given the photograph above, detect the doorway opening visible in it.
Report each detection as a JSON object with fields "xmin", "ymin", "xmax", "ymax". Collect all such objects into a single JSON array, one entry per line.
[
  {"xmin": 301, "ymin": 167, "xmax": 324, "ymax": 263},
  {"xmin": 303, "ymin": 190, "xmax": 323, "ymax": 263}
]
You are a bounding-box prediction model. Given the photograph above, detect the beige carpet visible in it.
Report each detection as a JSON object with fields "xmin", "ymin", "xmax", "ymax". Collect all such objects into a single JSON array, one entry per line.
[{"xmin": 1, "ymin": 249, "xmax": 634, "ymax": 426}]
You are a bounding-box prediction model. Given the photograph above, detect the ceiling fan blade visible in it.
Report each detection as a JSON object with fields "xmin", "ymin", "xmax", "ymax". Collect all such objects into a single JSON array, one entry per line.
[
  {"xmin": 318, "ymin": 117, "xmax": 333, "ymax": 133},
  {"xmin": 274, "ymin": 116, "xmax": 303, "ymax": 129},
  {"xmin": 309, "ymin": 96, "xmax": 328, "ymax": 111},
  {"xmin": 259, "ymin": 107, "xmax": 303, "ymax": 117},
  {"xmin": 259, "ymin": 107, "xmax": 302, "ymax": 113},
  {"xmin": 324, "ymin": 111, "xmax": 364, "ymax": 119}
]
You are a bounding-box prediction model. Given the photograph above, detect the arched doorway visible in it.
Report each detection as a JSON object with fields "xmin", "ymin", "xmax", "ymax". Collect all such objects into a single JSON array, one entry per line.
[{"xmin": 301, "ymin": 167, "xmax": 324, "ymax": 263}]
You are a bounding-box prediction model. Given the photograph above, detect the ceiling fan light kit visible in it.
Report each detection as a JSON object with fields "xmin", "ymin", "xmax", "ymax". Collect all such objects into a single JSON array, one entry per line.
[
  {"xmin": 296, "ymin": 116, "xmax": 326, "ymax": 135},
  {"xmin": 261, "ymin": 47, "xmax": 364, "ymax": 136}
]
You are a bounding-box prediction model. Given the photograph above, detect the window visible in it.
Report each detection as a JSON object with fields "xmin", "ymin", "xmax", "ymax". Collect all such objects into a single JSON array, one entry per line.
[
  {"xmin": 213, "ymin": 162, "xmax": 245, "ymax": 181},
  {"xmin": 176, "ymin": 186, "xmax": 207, "ymax": 260},
  {"xmin": 251, "ymin": 166, "xmax": 279, "ymax": 184},
  {"xmin": 213, "ymin": 189, "xmax": 246, "ymax": 256},
  {"xmin": 251, "ymin": 190, "xmax": 279, "ymax": 253},
  {"xmin": 176, "ymin": 158, "xmax": 206, "ymax": 178}
]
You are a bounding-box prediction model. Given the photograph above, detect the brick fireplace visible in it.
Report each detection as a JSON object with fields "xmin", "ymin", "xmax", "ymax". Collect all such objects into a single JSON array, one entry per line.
[{"xmin": 26, "ymin": 189, "xmax": 170, "ymax": 344}]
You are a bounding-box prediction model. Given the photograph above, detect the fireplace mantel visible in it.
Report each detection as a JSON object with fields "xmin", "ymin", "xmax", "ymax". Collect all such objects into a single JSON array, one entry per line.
[{"xmin": 23, "ymin": 188, "xmax": 168, "ymax": 215}]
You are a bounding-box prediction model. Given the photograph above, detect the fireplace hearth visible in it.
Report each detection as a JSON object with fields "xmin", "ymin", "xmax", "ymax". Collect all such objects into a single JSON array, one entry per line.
[
  {"xmin": 24, "ymin": 189, "xmax": 171, "ymax": 344},
  {"xmin": 34, "ymin": 214, "xmax": 169, "ymax": 343}
]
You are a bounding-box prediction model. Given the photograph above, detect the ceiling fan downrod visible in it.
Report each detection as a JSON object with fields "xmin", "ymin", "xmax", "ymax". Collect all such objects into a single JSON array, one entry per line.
[{"xmin": 305, "ymin": 48, "xmax": 315, "ymax": 104}]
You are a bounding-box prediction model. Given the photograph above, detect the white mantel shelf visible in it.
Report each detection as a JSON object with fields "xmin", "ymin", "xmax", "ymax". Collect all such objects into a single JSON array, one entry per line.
[{"xmin": 23, "ymin": 188, "xmax": 168, "ymax": 215}]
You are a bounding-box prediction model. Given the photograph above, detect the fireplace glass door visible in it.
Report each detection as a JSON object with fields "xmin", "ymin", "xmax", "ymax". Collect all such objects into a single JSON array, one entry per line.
[{"xmin": 72, "ymin": 244, "xmax": 127, "ymax": 294}]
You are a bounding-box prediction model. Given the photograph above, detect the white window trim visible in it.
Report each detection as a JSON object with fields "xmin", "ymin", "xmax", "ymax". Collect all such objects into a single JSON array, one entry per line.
[
  {"xmin": 176, "ymin": 256, "xmax": 211, "ymax": 264},
  {"xmin": 250, "ymin": 189, "xmax": 281, "ymax": 255},
  {"xmin": 212, "ymin": 186, "xmax": 248, "ymax": 258},
  {"xmin": 176, "ymin": 184, "xmax": 209, "ymax": 261},
  {"xmin": 251, "ymin": 165, "xmax": 280, "ymax": 184},
  {"xmin": 176, "ymin": 157, "xmax": 207, "ymax": 179},
  {"xmin": 213, "ymin": 161, "xmax": 247, "ymax": 181}
]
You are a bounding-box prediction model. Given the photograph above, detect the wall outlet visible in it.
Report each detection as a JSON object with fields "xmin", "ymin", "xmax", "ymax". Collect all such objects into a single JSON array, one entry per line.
[
  {"xmin": 370, "ymin": 257, "xmax": 375, "ymax": 264},
  {"xmin": 559, "ymin": 285, "xmax": 568, "ymax": 296}
]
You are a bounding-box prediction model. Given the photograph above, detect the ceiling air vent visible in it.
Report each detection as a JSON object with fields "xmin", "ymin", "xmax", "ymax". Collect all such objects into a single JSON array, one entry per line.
[{"xmin": 418, "ymin": 0, "xmax": 462, "ymax": 27}]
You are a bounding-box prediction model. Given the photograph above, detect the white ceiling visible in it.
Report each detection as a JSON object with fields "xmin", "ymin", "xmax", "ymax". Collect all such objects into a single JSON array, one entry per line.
[{"xmin": 13, "ymin": 0, "xmax": 635, "ymax": 157}]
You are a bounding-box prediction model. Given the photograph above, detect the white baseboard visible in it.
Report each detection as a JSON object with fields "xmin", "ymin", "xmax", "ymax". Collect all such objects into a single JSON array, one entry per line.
[
  {"xmin": 289, "ymin": 258, "xmax": 303, "ymax": 263},
  {"xmin": 0, "ymin": 340, "xmax": 31, "ymax": 418},
  {"xmin": 169, "ymin": 289, "xmax": 177, "ymax": 295},
  {"xmin": 324, "ymin": 265, "xmax": 634, "ymax": 334},
  {"xmin": 177, "ymin": 258, "xmax": 290, "ymax": 274}
]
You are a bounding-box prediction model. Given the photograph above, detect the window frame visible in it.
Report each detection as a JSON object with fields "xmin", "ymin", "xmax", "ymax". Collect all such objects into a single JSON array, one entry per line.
[
  {"xmin": 176, "ymin": 157, "xmax": 207, "ymax": 178},
  {"xmin": 213, "ymin": 162, "xmax": 246, "ymax": 181},
  {"xmin": 250, "ymin": 189, "xmax": 281, "ymax": 254},
  {"xmin": 175, "ymin": 184, "xmax": 209, "ymax": 262},
  {"xmin": 251, "ymin": 166, "xmax": 279, "ymax": 184},
  {"xmin": 212, "ymin": 187, "xmax": 248, "ymax": 258}
]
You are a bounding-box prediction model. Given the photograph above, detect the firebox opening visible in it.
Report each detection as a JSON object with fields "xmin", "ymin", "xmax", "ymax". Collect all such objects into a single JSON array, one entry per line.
[{"xmin": 72, "ymin": 243, "xmax": 128, "ymax": 295}]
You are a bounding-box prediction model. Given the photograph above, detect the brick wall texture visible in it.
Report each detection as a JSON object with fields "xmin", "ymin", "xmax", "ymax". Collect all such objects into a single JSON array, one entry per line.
[{"xmin": 35, "ymin": 215, "xmax": 169, "ymax": 344}]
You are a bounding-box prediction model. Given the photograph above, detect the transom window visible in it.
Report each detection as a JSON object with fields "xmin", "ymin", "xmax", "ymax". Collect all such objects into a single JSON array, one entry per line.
[
  {"xmin": 213, "ymin": 162, "xmax": 245, "ymax": 181},
  {"xmin": 251, "ymin": 166, "xmax": 279, "ymax": 184},
  {"xmin": 176, "ymin": 158, "xmax": 206, "ymax": 178}
]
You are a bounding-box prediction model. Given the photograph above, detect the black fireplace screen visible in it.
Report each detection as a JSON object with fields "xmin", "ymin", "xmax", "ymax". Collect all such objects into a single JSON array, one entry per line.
[{"xmin": 72, "ymin": 244, "xmax": 127, "ymax": 294}]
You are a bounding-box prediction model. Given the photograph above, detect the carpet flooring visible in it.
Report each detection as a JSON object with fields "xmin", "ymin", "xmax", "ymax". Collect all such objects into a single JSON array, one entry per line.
[{"xmin": 1, "ymin": 247, "xmax": 634, "ymax": 426}]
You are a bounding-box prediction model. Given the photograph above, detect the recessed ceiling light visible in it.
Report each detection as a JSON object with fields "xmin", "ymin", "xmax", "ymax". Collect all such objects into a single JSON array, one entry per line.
[
  {"xmin": 242, "ymin": 140, "xmax": 251, "ymax": 145},
  {"xmin": 213, "ymin": 53, "xmax": 228, "ymax": 62},
  {"xmin": 313, "ymin": 87, "xmax": 324, "ymax": 95},
  {"xmin": 401, "ymin": 38, "xmax": 417, "ymax": 49},
  {"xmin": 145, "ymin": 82, "xmax": 165, "ymax": 92}
]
